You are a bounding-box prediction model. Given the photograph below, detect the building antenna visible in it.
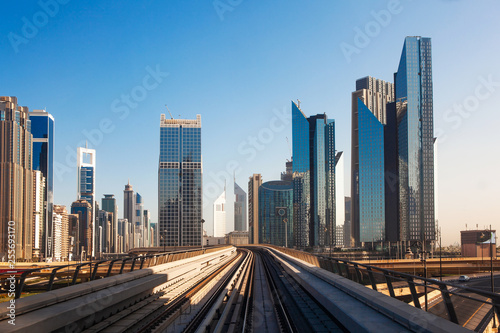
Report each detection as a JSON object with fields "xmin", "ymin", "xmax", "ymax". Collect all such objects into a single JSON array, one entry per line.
[
  {"xmin": 165, "ymin": 105, "xmax": 174, "ymax": 119},
  {"xmin": 297, "ymin": 99, "xmax": 301, "ymax": 109}
]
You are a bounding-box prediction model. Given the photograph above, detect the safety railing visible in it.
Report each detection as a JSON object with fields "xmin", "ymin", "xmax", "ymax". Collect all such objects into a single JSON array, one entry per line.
[
  {"xmin": 0, "ymin": 246, "xmax": 230, "ymax": 299},
  {"xmin": 268, "ymin": 245, "xmax": 499, "ymax": 332}
]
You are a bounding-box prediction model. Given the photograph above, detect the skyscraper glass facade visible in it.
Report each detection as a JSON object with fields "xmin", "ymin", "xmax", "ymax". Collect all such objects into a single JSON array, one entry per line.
[
  {"xmin": 159, "ymin": 114, "xmax": 202, "ymax": 246},
  {"xmin": 292, "ymin": 101, "xmax": 335, "ymax": 248},
  {"xmin": 234, "ymin": 181, "xmax": 247, "ymax": 231},
  {"xmin": 258, "ymin": 181, "xmax": 293, "ymax": 247},
  {"xmin": 395, "ymin": 37, "xmax": 435, "ymax": 244},
  {"xmin": 357, "ymin": 99, "xmax": 385, "ymax": 242}
]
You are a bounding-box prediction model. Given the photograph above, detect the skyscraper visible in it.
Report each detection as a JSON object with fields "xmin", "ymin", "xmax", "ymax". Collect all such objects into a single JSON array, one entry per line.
[
  {"xmin": 77, "ymin": 146, "xmax": 96, "ymax": 256},
  {"xmin": 158, "ymin": 114, "xmax": 202, "ymax": 246},
  {"xmin": 292, "ymin": 101, "xmax": 336, "ymax": 249},
  {"xmin": 52, "ymin": 205, "xmax": 69, "ymax": 262},
  {"xmin": 134, "ymin": 193, "xmax": 144, "ymax": 247},
  {"xmin": 32, "ymin": 170, "xmax": 45, "ymax": 259},
  {"xmin": 258, "ymin": 181, "xmax": 293, "ymax": 247},
  {"xmin": 70, "ymin": 199, "xmax": 92, "ymax": 259},
  {"xmin": 351, "ymin": 77, "xmax": 394, "ymax": 247},
  {"xmin": 395, "ymin": 36, "xmax": 435, "ymax": 247},
  {"xmin": 0, "ymin": 96, "xmax": 34, "ymax": 260},
  {"xmin": 248, "ymin": 174, "xmax": 262, "ymax": 244},
  {"xmin": 29, "ymin": 109, "xmax": 54, "ymax": 258},
  {"xmin": 123, "ymin": 181, "xmax": 134, "ymax": 250},
  {"xmin": 234, "ymin": 180, "xmax": 247, "ymax": 231},
  {"xmin": 213, "ymin": 187, "xmax": 226, "ymax": 237},
  {"xmin": 102, "ymin": 194, "xmax": 118, "ymax": 252}
]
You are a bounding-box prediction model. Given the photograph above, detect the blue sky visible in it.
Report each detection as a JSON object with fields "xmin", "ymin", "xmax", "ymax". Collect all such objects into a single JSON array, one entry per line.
[{"xmin": 1, "ymin": 0, "xmax": 499, "ymax": 245}]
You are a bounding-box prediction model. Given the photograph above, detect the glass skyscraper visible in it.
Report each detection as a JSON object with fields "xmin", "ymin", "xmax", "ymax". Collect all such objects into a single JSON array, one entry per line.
[
  {"xmin": 158, "ymin": 114, "xmax": 202, "ymax": 246},
  {"xmin": 77, "ymin": 146, "xmax": 96, "ymax": 256},
  {"xmin": 234, "ymin": 180, "xmax": 247, "ymax": 231},
  {"xmin": 351, "ymin": 77, "xmax": 394, "ymax": 247},
  {"xmin": 258, "ymin": 181, "xmax": 293, "ymax": 247},
  {"xmin": 292, "ymin": 101, "xmax": 335, "ymax": 248},
  {"xmin": 29, "ymin": 109, "xmax": 54, "ymax": 258},
  {"xmin": 395, "ymin": 36, "xmax": 435, "ymax": 245}
]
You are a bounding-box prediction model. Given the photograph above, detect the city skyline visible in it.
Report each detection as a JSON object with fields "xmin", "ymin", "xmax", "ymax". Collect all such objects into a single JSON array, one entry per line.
[{"xmin": 1, "ymin": 1, "xmax": 499, "ymax": 245}]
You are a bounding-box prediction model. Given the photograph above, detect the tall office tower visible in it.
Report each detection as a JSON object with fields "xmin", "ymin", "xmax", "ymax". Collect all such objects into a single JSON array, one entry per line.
[
  {"xmin": 77, "ymin": 146, "xmax": 96, "ymax": 256},
  {"xmin": 29, "ymin": 109, "xmax": 54, "ymax": 258},
  {"xmin": 292, "ymin": 101, "xmax": 336, "ymax": 249},
  {"xmin": 123, "ymin": 181, "xmax": 134, "ymax": 248},
  {"xmin": 234, "ymin": 180, "xmax": 247, "ymax": 231},
  {"xmin": 280, "ymin": 160, "xmax": 293, "ymax": 182},
  {"xmin": 144, "ymin": 209, "xmax": 151, "ymax": 247},
  {"xmin": 32, "ymin": 171, "xmax": 45, "ymax": 259},
  {"xmin": 213, "ymin": 187, "xmax": 226, "ymax": 237},
  {"xmin": 258, "ymin": 181, "xmax": 293, "ymax": 247},
  {"xmin": 97, "ymin": 210, "xmax": 111, "ymax": 254},
  {"xmin": 335, "ymin": 152, "xmax": 345, "ymax": 241},
  {"xmin": 336, "ymin": 225, "xmax": 344, "ymax": 248},
  {"xmin": 102, "ymin": 194, "xmax": 118, "ymax": 252},
  {"xmin": 351, "ymin": 77, "xmax": 395, "ymax": 248},
  {"xmin": 134, "ymin": 193, "xmax": 144, "ymax": 247},
  {"xmin": 248, "ymin": 174, "xmax": 262, "ymax": 244},
  {"xmin": 117, "ymin": 218, "xmax": 128, "ymax": 252},
  {"xmin": 158, "ymin": 114, "xmax": 202, "ymax": 247},
  {"xmin": 0, "ymin": 96, "xmax": 34, "ymax": 260},
  {"xmin": 70, "ymin": 199, "xmax": 92, "ymax": 259},
  {"xmin": 395, "ymin": 36, "xmax": 435, "ymax": 247},
  {"xmin": 67, "ymin": 213, "xmax": 79, "ymax": 260},
  {"xmin": 52, "ymin": 205, "xmax": 69, "ymax": 262},
  {"xmin": 344, "ymin": 197, "xmax": 352, "ymax": 248}
]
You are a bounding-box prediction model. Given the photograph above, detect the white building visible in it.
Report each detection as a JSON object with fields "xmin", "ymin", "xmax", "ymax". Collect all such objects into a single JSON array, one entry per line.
[
  {"xmin": 335, "ymin": 152, "xmax": 345, "ymax": 234},
  {"xmin": 213, "ymin": 187, "xmax": 226, "ymax": 237}
]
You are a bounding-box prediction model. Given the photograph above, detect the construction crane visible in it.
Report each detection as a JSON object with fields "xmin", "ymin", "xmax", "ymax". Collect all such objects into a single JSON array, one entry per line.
[{"xmin": 165, "ymin": 105, "xmax": 174, "ymax": 119}]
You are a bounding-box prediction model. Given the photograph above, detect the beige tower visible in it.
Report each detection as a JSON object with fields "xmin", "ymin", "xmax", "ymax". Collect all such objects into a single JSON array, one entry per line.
[{"xmin": 248, "ymin": 174, "xmax": 262, "ymax": 244}]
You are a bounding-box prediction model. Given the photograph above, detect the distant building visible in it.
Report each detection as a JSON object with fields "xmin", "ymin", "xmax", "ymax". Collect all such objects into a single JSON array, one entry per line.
[
  {"xmin": 53, "ymin": 205, "xmax": 69, "ymax": 262},
  {"xmin": 234, "ymin": 180, "xmax": 247, "ymax": 231},
  {"xmin": 248, "ymin": 174, "xmax": 262, "ymax": 244},
  {"xmin": 258, "ymin": 180, "xmax": 293, "ymax": 247},
  {"xmin": 461, "ymin": 230, "xmax": 496, "ymax": 258},
  {"xmin": 204, "ymin": 235, "xmax": 226, "ymax": 246},
  {"xmin": 68, "ymin": 213, "xmax": 79, "ymax": 259},
  {"xmin": 123, "ymin": 181, "xmax": 134, "ymax": 250},
  {"xmin": 77, "ymin": 146, "xmax": 96, "ymax": 257},
  {"xmin": 213, "ymin": 187, "xmax": 226, "ymax": 237},
  {"xmin": 336, "ymin": 225, "xmax": 344, "ymax": 248},
  {"xmin": 158, "ymin": 114, "xmax": 202, "ymax": 247},
  {"xmin": 70, "ymin": 199, "xmax": 92, "ymax": 259},
  {"xmin": 226, "ymin": 231, "xmax": 249, "ymax": 246},
  {"xmin": 32, "ymin": 170, "xmax": 46, "ymax": 259},
  {"xmin": 102, "ymin": 194, "xmax": 118, "ymax": 253},
  {"xmin": 29, "ymin": 108, "xmax": 55, "ymax": 258},
  {"xmin": 335, "ymin": 152, "xmax": 345, "ymax": 246},
  {"xmin": 344, "ymin": 197, "xmax": 351, "ymax": 247},
  {"xmin": 0, "ymin": 96, "xmax": 34, "ymax": 260}
]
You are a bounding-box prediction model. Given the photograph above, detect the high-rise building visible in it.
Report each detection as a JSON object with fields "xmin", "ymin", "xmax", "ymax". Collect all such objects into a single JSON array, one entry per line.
[
  {"xmin": 77, "ymin": 146, "xmax": 96, "ymax": 256},
  {"xmin": 336, "ymin": 225, "xmax": 344, "ymax": 248},
  {"xmin": 351, "ymin": 77, "xmax": 394, "ymax": 247},
  {"xmin": 213, "ymin": 187, "xmax": 226, "ymax": 237},
  {"xmin": 0, "ymin": 96, "xmax": 34, "ymax": 260},
  {"xmin": 258, "ymin": 181, "xmax": 293, "ymax": 247},
  {"xmin": 395, "ymin": 36, "xmax": 435, "ymax": 247},
  {"xmin": 53, "ymin": 205, "xmax": 69, "ymax": 262},
  {"xmin": 335, "ymin": 152, "xmax": 345, "ymax": 233},
  {"xmin": 70, "ymin": 199, "xmax": 92, "ymax": 259},
  {"xmin": 29, "ymin": 109, "xmax": 54, "ymax": 258},
  {"xmin": 102, "ymin": 194, "xmax": 118, "ymax": 252},
  {"xmin": 134, "ymin": 193, "xmax": 144, "ymax": 247},
  {"xmin": 32, "ymin": 170, "xmax": 45, "ymax": 259},
  {"xmin": 248, "ymin": 174, "xmax": 262, "ymax": 244},
  {"xmin": 158, "ymin": 114, "xmax": 202, "ymax": 246},
  {"xmin": 234, "ymin": 180, "xmax": 247, "ymax": 232},
  {"xmin": 67, "ymin": 213, "xmax": 79, "ymax": 260},
  {"xmin": 344, "ymin": 197, "xmax": 352, "ymax": 248},
  {"xmin": 292, "ymin": 101, "xmax": 336, "ymax": 249},
  {"xmin": 123, "ymin": 181, "xmax": 134, "ymax": 250},
  {"xmin": 144, "ymin": 209, "xmax": 151, "ymax": 247}
]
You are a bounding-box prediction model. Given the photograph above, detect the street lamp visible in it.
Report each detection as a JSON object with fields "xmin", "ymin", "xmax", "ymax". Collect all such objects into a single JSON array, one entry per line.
[{"xmin": 200, "ymin": 219, "xmax": 205, "ymax": 250}]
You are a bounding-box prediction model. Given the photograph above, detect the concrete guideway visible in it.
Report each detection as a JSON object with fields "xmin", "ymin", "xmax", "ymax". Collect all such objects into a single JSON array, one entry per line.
[
  {"xmin": 0, "ymin": 247, "xmax": 237, "ymax": 332},
  {"xmin": 265, "ymin": 247, "xmax": 471, "ymax": 333}
]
